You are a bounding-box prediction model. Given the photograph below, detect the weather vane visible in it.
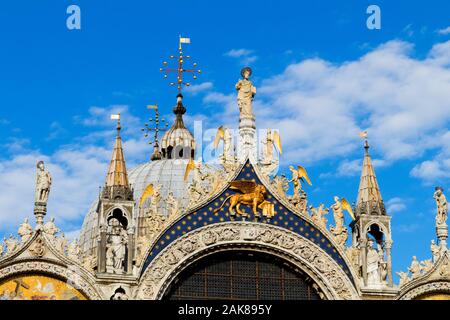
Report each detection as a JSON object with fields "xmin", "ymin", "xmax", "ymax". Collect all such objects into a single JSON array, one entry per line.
[
  {"xmin": 141, "ymin": 105, "xmax": 168, "ymax": 161},
  {"xmin": 160, "ymin": 35, "xmax": 201, "ymax": 93}
]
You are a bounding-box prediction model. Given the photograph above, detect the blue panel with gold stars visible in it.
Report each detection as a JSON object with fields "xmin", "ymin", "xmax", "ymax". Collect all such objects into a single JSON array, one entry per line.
[{"xmin": 141, "ymin": 160, "xmax": 354, "ymax": 284}]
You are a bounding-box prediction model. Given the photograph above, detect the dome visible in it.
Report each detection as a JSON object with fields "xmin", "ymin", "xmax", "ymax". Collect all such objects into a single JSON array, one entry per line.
[
  {"xmin": 78, "ymin": 159, "xmax": 219, "ymax": 256},
  {"xmin": 161, "ymin": 94, "xmax": 195, "ymax": 159}
]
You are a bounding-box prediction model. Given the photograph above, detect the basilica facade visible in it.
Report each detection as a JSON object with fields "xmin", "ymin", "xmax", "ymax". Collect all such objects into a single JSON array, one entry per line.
[{"xmin": 0, "ymin": 42, "xmax": 449, "ymax": 300}]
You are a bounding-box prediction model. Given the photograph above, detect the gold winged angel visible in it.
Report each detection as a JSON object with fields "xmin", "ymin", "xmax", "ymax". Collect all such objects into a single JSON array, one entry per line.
[
  {"xmin": 261, "ymin": 129, "xmax": 282, "ymax": 165},
  {"xmin": 214, "ymin": 180, "xmax": 269, "ymax": 218},
  {"xmin": 288, "ymin": 165, "xmax": 312, "ymax": 195},
  {"xmin": 214, "ymin": 126, "xmax": 233, "ymax": 163},
  {"xmin": 330, "ymin": 196, "xmax": 355, "ymax": 245}
]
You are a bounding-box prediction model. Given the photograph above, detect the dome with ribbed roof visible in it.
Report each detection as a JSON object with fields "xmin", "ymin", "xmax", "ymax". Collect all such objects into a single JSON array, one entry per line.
[{"xmin": 161, "ymin": 94, "xmax": 195, "ymax": 159}]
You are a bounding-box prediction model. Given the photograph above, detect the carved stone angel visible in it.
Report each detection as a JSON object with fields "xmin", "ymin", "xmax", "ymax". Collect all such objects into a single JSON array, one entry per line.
[
  {"xmin": 431, "ymin": 240, "xmax": 440, "ymax": 263},
  {"xmin": 67, "ymin": 240, "xmax": 81, "ymax": 261},
  {"xmin": 310, "ymin": 204, "xmax": 329, "ymax": 230},
  {"xmin": 4, "ymin": 235, "xmax": 18, "ymax": 255},
  {"xmin": 396, "ymin": 271, "xmax": 410, "ymax": 287},
  {"xmin": 43, "ymin": 218, "xmax": 60, "ymax": 239},
  {"xmin": 166, "ymin": 192, "xmax": 179, "ymax": 219},
  {"xmin": 18, "ymin": 218, "xmax": 33, "ymax": 243},
  {"xmin": 408, "ymin": 256, "xmax": 421, "ymax": 279}
]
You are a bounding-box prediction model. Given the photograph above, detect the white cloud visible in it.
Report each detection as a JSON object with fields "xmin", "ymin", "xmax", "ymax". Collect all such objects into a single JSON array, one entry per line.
[
  {"xmin": 207, "ymin": 40, "xmax": 450, "ymax": 182},
  {"xmin": 0, "ymin": 106, "xmax": 150, "ymax": 237},
  {"xmin": 185, "ymin": 82, "xmax": 213, "ymax": 95},
  {"xmin": 386, "ymin": 197, "xmax": 407, "ymax": 214},
  {"xmin": 437, "ymin": 26, "xmax": 450, "ymax": 35},
  {"xmin": 224, "ymin": 48, "xmax": 258, "ymax": 65}
]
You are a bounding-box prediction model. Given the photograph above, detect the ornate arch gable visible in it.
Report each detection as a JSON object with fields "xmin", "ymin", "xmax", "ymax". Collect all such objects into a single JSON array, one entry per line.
[
  {"xmin": 139, "ymin": 159, "xmax": 356, "ymax": 286},
  {"xmin": 0, "ymin": 231, "xmax": 102, "ymax": 299},
  {"xmin": 398, "ymin": 252, "xmax": 450, "ymax": 300},
  {"xmin": 0, "ymin": 259, "xmax": 102, "ymax": 300},
  {"xmin": 135, "ymin": 222, "xmax": 359, "ymax": 300}
]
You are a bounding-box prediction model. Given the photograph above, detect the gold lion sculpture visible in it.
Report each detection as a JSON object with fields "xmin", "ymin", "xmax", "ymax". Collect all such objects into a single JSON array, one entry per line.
[{"xmin": 214, "ymin": 181, "xmax": 267, "ymax": 217}]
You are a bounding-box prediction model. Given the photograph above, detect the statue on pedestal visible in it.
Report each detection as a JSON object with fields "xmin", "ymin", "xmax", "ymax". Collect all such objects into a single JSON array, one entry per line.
[
  {"xmin": 366, "ymin": 239, "xmax": 381, "ymax": 286},
  {"xmin": 235, "ymin": 67, "xmax": 256, "ymax": 118},
  {"xmin": 35, "ymin": 161, "xmax": 52, "ymax": 204},
  {"xmin": 105, "ymin": 218, "xmax": 128, "ymax": 274},
  {"xmin": 433, "ymin": 186, "xmax": 448, "ymax": 227}
]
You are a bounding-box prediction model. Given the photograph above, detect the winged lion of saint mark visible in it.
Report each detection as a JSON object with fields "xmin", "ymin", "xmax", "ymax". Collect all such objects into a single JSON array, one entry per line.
[{"xmin": 214, "ymin": 180, "xmax": 268, "ymax": 218}]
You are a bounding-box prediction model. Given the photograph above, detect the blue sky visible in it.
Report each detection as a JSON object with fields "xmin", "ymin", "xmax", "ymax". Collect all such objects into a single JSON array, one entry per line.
[{"xmin": 1, "ymin": 0, "xmax": 450, "ymax": 280}]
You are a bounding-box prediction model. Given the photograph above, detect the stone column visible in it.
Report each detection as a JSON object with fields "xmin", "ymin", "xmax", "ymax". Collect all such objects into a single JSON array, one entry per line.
[
  {"xmin": 127, "ymin": 228, "xmax": 135, "ymax": 274},
  {"xmin": 98, "ymin": 224, "xmax": 107, "ymax": 273},
  {"xmin": 360, "ymin": 239, "xmax": 368, "ymax": 286},
  {"xmin": 34, "ymin": 202, "xmax": 47, "ymax": 230},
  {"xmin": 437, "ymin": 224, "xmax": 448, "ymax": 254},
  {"xmin": 384, "ymin": 239, "xmax": 393, "ymax": 287},
  {"xmin": 238, "ymin": 115, "xmax": 257, "ymax": 163}
]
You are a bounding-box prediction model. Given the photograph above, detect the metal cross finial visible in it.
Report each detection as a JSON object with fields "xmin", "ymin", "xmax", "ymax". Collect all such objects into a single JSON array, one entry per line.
[
  {"xmin": 160, "ymin": 36, "xmax": 201, "ymax": 93},
  {"xmin": 141, "ymin": 105, "xmax": 168, "ymax": 161}
]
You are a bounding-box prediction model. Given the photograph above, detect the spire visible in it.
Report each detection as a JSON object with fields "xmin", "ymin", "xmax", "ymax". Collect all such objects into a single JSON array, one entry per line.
[
  {"xmin": 102, "ymin": 115, "xmax": 133, "ymax": 200},
  {"xmin": 355, "ymin": 139, "xmax": 386, "ymax": 216}
]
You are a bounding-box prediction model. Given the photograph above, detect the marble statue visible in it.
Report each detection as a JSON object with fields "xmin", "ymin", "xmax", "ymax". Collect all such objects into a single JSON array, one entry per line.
[
  {"xmin": 67, "ymin": 240, "xmax": 81, "ymax": 261},
  {"xmin": 0, "ymin": 243, "xmax": 3, "ymax": 257},
  {"xmin": 330, "ymin": 196, "xmax": 348, "ymax": 246},
  {"xmin": 420, "ymin": 259, "xmax": 433, "ymax": 273},
  {"xmin": 431, "ymin": 239, "xmax": 440, "ymax": 263},
  {"xmin": 366, "ymin": 239, "xmax": 381, "ymax": 286},
  {"xmin": 43, "ymin": 218, "xmax": 60, "ymax": 239},
  {"xmin": 433, "ymin": 187, "xmax": 448, "ymax": 227},
  {"xmin": 106, "ymin": 218, "xmax": 128, "ymax": 274},
  {"xmin": 396, "ymin": 271, "xmax": 410, "ymax": 287},
  {"xmin": 310, "ymin": 204, "xmax": 329, "ymax": 230},
  {"xmin": 346, "ymin": 246, "xmax": 361, "ymax": 276},
  {"xmin": 262, "ymin": 129, "xmax": 274, "ymax": 164},
  {"xmin": 223, "ymin": 127, "xmax": 233, "ymax": 163},
  {"xmin": 272, "ymin": 175, "xmax": 289, "ymax": 198},
  {"xmin": 377, "ymin": 243, "xmax": 388, "ymax": 284},
  {"xmin": 408, "ymin": 256, "xmax": 421, "ymax": 279},
  {"xmin": 17, "ymin": 218, "xmax": 33, "ymax": 243},
  {"xmin": 166, "ymin": 192, "xmax": 179, "ymax": 219},
  {"xmin": 235, "ymin": 67, "xmax": 256, "ymax": 118},
  {"xmin": 56, "ymin": 233, "xmax": 68, "ymax": 253},
  {"xmin": 148, "ymin": 185, "xmax": 162, "ymax": 216},
  {"xmin": 35, "ymin": 161, "xmax": 52, "ymax": 204},
  {"xmin": 289, "ymin": 189, "xmax": 308, "ymax": 215},
  {"xmin": 4, "ymin": 235, "xmax": 18, "ymax": 255}
]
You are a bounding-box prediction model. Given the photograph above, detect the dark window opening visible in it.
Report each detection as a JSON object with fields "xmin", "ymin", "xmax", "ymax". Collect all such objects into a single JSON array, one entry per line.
[{"xmin": 163, "ymin": 251, "xmax": 322, "ymax": 300}]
